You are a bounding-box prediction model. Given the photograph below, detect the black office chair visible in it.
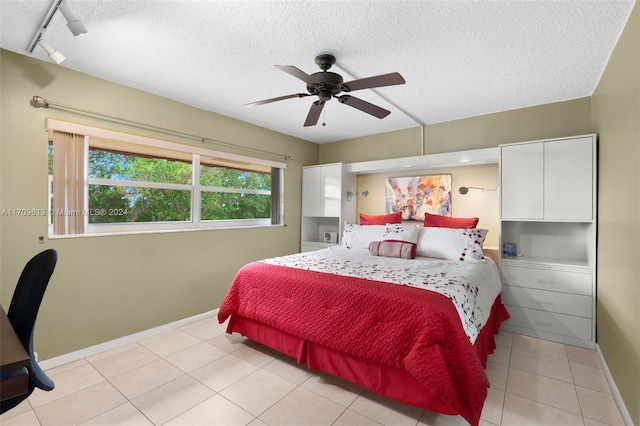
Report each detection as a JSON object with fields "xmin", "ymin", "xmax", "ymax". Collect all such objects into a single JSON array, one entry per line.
[{"xmin": 0, "ymin": 249, "xmax": 57, "ymax": 414}]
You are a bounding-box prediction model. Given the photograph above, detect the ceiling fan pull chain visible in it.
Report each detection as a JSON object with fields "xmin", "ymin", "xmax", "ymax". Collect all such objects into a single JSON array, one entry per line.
[{"xmin": 322, "ymin": 108, "xmax": 326, "ymax": 127}]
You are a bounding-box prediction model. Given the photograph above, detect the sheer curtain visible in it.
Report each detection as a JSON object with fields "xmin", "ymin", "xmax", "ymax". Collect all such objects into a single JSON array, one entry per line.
[{"xmin": 52, "ymin": 131, "xmax": 86, "ymax": 235}]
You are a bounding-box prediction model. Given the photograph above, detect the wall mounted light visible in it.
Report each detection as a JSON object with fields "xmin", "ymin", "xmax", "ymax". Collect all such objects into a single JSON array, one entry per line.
[
  {"xmin": 458, "ymin": 186, "xmax": 497, "ymax": 195},
  {"xmin": 36, "ymin": 37, "xmax": 66, "ymax": 64},
  {"xmin": 360, "ymin": 190, "xmax": 369, "ymax": 198}
]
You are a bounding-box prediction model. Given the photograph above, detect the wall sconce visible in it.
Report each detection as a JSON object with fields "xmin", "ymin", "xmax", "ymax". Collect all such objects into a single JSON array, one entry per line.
[
  {"xmin": 346, "ymin": 191, "xmax": 354, "ymax": 202},
  {"xmin": 458, "ymin": 186, "xmax": 497, "ymax": 195},
  {"xmin": 360, "ymin": 190, "xmax": 369, "ymax": 198}
]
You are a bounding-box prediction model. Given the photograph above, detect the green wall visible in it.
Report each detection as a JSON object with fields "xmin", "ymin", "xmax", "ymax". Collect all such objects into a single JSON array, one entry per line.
[
  {"xmin": 0, "ymin": 49, "xmax": 319, "ymax": 359},
  {"xmin": 592, "ymin": 3, "xmax": 640, "ymax": 424}
]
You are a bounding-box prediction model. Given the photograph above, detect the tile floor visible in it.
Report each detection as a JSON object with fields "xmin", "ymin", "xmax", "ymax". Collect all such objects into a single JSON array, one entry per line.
[{"xmin": 0, "ymin": 317, "xmax": 626, "ymax": 426}]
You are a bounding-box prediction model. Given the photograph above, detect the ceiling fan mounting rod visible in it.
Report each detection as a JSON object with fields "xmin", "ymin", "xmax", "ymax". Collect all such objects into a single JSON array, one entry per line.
[{"xmin": 315, "ymin": 53, "xmax": 336, "ymax": 71}]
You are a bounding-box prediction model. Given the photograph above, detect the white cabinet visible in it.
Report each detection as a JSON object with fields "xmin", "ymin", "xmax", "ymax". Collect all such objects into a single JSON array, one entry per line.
[
  {"xmin": 543, "ymin": 137, "xmax": 593, "ymax": 221},
  {"xmin": 500, "ymin": 260, "xmax": 595, "ymax": 348},
  {"xmin": 499, "ymin": 134, "xmax": 597, "ymax": 349},
  {"xmin": 301, "ymin": 163, "xmax": 356, "ymax": 252},
  {"xmin": 501, "ymin": 143, "xmax": 544, "ymax": 220},
  {"xmin": 500, "ymin": 136, "xmax": 594, "ymax": 221}
]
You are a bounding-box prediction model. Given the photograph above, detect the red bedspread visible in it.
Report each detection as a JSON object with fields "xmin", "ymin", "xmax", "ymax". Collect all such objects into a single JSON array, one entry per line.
[{"xmin": 218, "ymin": 262, "xmax": 493, "ymax": 425}]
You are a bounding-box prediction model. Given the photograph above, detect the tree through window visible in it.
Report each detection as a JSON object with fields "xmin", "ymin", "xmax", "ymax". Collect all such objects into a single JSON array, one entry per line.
[{"xmin": 47, "ymin": 122, "xmax": 284, "ymax": 236}]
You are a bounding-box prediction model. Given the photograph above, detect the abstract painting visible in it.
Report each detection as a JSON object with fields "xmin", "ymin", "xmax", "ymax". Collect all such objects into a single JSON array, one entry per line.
[{"xmin": 385, "ymin": 174, "xmax": 452, "ymax": 221}]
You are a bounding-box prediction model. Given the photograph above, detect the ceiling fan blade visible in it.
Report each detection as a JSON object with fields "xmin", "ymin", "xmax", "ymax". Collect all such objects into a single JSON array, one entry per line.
[
  {"xmin": 342, "ymin": 72, "xmax": 406, "ymax": 92},
  {"xmin": 337, "ymin": 95, "xmax": 390, "ymax": 119},
  {"xmin": 244, "ymin": 93, "xmax": 310, "ymax": 107},
  {"xmin": 275, "ymin": 65, "xmax": 320, "ymax": 85},
  {"xmin": 304, "ymin": 101, "xmax": 325, "ymax": 127}
]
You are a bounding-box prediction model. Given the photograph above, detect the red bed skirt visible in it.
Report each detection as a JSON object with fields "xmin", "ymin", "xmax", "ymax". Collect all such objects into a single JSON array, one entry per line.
[{"xmin": 225, "ymin": 295, "xmax": 509, "ymax": 419}]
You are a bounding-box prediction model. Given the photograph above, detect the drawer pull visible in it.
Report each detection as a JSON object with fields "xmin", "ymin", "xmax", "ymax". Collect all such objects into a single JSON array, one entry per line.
[
  {"xmin": 535, "ymin": 320, "xmax": 553, "ymax": 326},
  {"xmin": 536, "ymin": 279, "xmax": 554, "ymax": 284},
  {"xmin": 535, "ymin": 299, "xmax": 554, "ymax": 305}
]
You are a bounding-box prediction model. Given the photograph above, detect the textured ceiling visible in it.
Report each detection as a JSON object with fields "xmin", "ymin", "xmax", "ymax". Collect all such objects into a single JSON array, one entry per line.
[{"xmin": 0, "ymin": 0, "xmax": 635, "ymax": 144}]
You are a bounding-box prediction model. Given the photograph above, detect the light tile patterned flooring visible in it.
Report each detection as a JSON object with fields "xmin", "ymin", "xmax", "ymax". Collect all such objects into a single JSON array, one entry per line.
[{"xmin": 0, "ymin": 317, "xmax": 626, "ymax": 426}]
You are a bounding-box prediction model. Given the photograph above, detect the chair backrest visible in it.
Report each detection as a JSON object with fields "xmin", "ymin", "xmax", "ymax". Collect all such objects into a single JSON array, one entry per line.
[
  {"xmin": 7, "ymin": 249, "xmax": 57, "ymax": 359},
  {"xmin": 1, "ymin": 249, "xmax": 57, "ymax": 413}
]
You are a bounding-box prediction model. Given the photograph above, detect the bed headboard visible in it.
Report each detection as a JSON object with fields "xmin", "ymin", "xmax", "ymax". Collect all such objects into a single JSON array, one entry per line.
[{"xmin": 483, "ymin": 248, "xmax": 499, "ymax": 266}]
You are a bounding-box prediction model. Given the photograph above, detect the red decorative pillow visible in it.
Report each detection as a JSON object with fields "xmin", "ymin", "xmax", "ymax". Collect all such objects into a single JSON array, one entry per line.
[
  {"xmin": 359, "ymin": 212, "xmax": 402, "ymax": 225},
  {"xmin": 423, "ymin": 212, "xmax": 479, "ymax": 229}
]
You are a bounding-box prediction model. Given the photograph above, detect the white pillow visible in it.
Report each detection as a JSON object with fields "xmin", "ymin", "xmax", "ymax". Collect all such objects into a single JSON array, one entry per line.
[
  {"xmin": 382, "ymin": 223, "xmax": 420, "ymax": 258},
  {"xmin": 382, "ymin": 223, "xmax": 419, "ymax": 243},
  {"xmin": 416, "ymin": 227, "xmax": 488, "ymax": 261},
  {"xmin": 341, "ymin": 223, "xmax": 386, "ymax": 249}
]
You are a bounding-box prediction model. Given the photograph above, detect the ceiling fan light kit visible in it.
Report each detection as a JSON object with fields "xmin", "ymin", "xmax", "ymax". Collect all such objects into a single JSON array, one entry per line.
[{"xmin": 245, "ymin": 54, "xmax": 405, "ymax": 127}]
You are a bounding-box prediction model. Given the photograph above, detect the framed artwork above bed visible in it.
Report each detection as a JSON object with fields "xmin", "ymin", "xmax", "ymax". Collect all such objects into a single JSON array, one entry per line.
[{"xmin": 385, "ymin": 174, "xmax": 452, "ymax": 221}]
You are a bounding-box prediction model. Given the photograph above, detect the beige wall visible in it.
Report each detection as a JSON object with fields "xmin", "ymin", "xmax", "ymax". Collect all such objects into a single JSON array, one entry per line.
[
  {"xmin": 0, "ymin": 49, "xmax": 319, "ymax": 359},
  {"xmin": 591, "ymin": 3, "xmax": 640, "ymax": 424}
]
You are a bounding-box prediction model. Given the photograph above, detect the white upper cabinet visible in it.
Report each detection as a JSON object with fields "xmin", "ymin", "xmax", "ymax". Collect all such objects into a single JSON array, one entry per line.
[
  {"xmin": 302, "ymin": 163, "xmax": 342, "ymax": 217},
  {"xmin": 500, "ymin": 142, "xmax": 544, "ymax": 220},
  {"xmin": 500, "ymin": 135, "xmax": 595, "ymax": 222},
  {"xmin": 544, "ymin": 137, "xmax": 593, "ymax": 221}
]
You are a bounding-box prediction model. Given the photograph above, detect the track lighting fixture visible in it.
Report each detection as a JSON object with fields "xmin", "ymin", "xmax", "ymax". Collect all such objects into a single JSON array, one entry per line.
[
  {"xmin": 58, "ymin": 1, "xmax": 87, "ymax": 36},
  {"xmin": 26, "ymin": 0, "xmax": 87, "ymax": 63},
  {"xmin": 36, "ymin": 38, "xmax": 66, "ymax": 64}
]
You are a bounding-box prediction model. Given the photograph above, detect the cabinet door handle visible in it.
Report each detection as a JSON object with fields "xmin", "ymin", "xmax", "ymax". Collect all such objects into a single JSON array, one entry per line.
[
  {"xmin": 535, "ymin": 299, "xmax": 554, "ymax": 305},
  {"xmin": 536, "ymin": 279, "xmax": 554, "ymax": 284},
  {"xmin": 535, "ymin": 320, "xmax": 553, "ymax": 326}
]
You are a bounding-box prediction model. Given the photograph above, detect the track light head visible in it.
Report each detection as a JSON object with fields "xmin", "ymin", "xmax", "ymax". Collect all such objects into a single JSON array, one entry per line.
[
  {"xmin": 26, "ymin": 0, "xmax": 86, "ymax": 63},
  {"xmin": 37, "ymin": 38, "xmax": 66, "ymax": 64},
  {"xmin": 58, "ymin": 1, "xmax": 87, "ymax": 36}
]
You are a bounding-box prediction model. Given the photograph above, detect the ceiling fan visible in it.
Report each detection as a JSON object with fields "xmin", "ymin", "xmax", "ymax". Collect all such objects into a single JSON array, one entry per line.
[{"xmin": 244, "ymin": 54, "xmax": 406, "ymax": 127}]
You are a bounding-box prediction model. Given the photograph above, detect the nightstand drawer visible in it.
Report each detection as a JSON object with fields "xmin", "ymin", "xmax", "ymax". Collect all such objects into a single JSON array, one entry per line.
[
  {"xmin": 503, "ymin": 305, "xmax": 592, "ymax": 341},
  {"xmin": 501, "ymin": 265, "xmax": 591, "ymax": 296},
  {"xmin": 501, "ymin": 286, "xmax": 592, "ymax": 318}
]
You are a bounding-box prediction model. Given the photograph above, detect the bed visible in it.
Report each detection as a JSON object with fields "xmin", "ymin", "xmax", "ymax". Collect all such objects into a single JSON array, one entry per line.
[{"xmin": 218, "ymin": 223, "xmax": 509, "ymax": 426}]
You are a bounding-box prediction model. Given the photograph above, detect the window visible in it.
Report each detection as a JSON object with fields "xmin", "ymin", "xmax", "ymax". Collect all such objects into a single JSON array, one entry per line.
[{"xmin": 47, "ymin": 119, "xmax": 285, "ymax": 236}]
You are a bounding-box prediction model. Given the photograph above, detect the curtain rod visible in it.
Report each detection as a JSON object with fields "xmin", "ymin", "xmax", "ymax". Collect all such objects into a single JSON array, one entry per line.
[{"xmin": 30, "ymin": 96, "xmax": 294, "ymax": 160}]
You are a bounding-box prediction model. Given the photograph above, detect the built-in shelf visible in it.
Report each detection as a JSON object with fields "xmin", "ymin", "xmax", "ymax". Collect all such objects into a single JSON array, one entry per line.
[{"xmin": 499, "ymin": 134, "xmax": 597, "ymax": 349}]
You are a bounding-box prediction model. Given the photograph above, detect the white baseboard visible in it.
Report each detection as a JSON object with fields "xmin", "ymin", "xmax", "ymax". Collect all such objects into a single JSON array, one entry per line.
[
  {"xmin": 596, "ymin": 343, "xmax": 634, "ymax": 426},
  {"xmin": 39, "ymin": 309, "xmax": 219, "ymax": 371}
]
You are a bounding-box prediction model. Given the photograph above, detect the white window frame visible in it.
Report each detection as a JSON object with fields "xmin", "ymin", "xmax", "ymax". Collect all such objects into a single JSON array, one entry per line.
[{"xmin": 47, "ymin": 119, "xmax": 286, "ymax": 237}]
